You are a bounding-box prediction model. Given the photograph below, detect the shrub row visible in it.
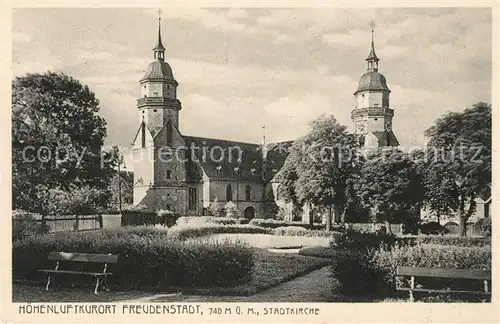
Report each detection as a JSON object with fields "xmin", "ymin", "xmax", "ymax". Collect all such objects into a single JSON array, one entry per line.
[
  {"xmin": 332, "ymin": 230, "xmax": 491, "ymax": 251},
  {"xmin": 249, "ymin": 218, "xmax": 327, "ymax": 230},
  {"xmin": 272, "ymin": 226, "xmax": 343, "ymax": 238},
  {"xmin": 13, "ymin": 227, "xmax": 254, "ymax": 289},
  {"xmin": 176, "ymin": 216, "xmax": 249, "ymax": 227},
  {"xmin": 332, "ymin": 243, "xmax": 492, "ymax": 298},
  {"xmin": 401, "ymin": 235, "xmax": 491, "ymax": 247},
  {"xmin": 169, "ymin": 224, "xmax": 271, "ymax": 240}
]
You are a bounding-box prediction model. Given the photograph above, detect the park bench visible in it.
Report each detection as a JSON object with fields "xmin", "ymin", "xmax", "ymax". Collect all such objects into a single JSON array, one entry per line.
[
  {"xmin": 38, "ymin": 252, "xmax": 118, "ymax": 294},
  {"xmin": 396, "ymin": 266, "xmax": 491, "ymax": 302}
]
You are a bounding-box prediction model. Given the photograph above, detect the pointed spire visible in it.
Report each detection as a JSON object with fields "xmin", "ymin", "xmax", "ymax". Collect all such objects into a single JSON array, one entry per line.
[
  {"xmin": 365, "ymin": 20, "xmax": 379, "ymax": 71},
  {"xmin": 153, "ymin": 8, "xmax": 165, "ymax": 60}
]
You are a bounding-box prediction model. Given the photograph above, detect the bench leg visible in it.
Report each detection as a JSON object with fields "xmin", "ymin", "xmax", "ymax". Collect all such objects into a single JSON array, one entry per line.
[
  {"xmin": 103, "ymin": 276, "xmax": 110, "ymax": 292},
  {"xmin": 94, "ymin": 276, "xmax": 101, "ymax": 295},
  {"xmin": 45, "ymin": 275, "xmax": 52, "ymax": 291}
]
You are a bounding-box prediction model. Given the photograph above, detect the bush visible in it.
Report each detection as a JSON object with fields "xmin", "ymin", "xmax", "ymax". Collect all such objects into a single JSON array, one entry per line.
[
  {"xmin": 176, "ymin": 216, "xmax": 248, "ymax": 227},
  {"xmin": 249, "ymin": 218, "xmax": 326, "ymax": 230},
  {"xmin": 400, "ymin": 235, "xmax": 491, "ymax": 247},
  {"xmin": 332, "ymin": 243, "xmax": 492, "ymax": 298},
  {"xmin": 476, "ymin": 217, "xmax": 491, "ymax": 237},
  {"xmin": 372, "ymin": 244, "xmax": 491, "ymax": 295},
  {"xmin": 12, "ymin": 212, "xmax": 49, "ymax": 242},
  {"xmin": 273, "ymin": 226, "xmax": 342, "ymax": 238},
  {"xmin": 13, "ymin": 227, "xmax": 254, "ymax": 289},
  {"xmin": 224, "ymin": 201, "xmax": 239, "ymax": 218},
  {"xmin": 419, "ymin": 221, "xmax": 448, "ymax": 235},
  {"xmin": 207, "ymin": 197, "xmax": 225, "ymax": 217},
  {"xmin": 168, "ymin": 224, "xmax": 271, "ymax": 240},
  {"xmin": 332, "ymin": 230, "xmax": 399, "ymax": 250}
]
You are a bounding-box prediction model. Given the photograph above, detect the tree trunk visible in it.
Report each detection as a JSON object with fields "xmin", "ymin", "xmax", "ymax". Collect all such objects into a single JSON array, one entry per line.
[
  {"xmin": 458, "ymin": 200, "xmax": 477, "ymax": 237},
  {"xmin": 308, "ymin": 209, "xmax": 313, "ymax": 229},
  {"xmin": 384, "ymin": 219, "xmax": 393, "ymax": 235},
  {"xmin": 333, "ymin": 205, "xmax": 342, "ymax": 224},
  {"xmin": 384, "ymin": 209, "xmax": 393, "ymax": 235},
  {"xmin": 326, "ymin": 206, "xmax": 333, "ymax": 231}
]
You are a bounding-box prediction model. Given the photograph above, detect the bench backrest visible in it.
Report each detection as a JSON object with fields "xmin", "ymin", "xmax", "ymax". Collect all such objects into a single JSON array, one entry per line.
[
  {"xmin": 397, "ymin": 266, "xmax": 490, "ymax": 280},
  {"xmin": 47, "ymin": 252, "xmax": 118, "ymax": 264}
]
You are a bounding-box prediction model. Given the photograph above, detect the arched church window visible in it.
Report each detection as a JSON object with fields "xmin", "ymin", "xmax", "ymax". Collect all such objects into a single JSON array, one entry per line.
[
  {"xmin": 226, "ymin": 184, "xmax": 233, "ymax": 202},
  {"xmin": 166, "ymin": 121, "xmax": 173, "ymax": 146},
  {"xmin": 276, "ymin": 184, "xmax": 281, "ymax": 201},
  {"xmin": 245, "ymin": 185, "xmax": 252, "ymax": 201}
]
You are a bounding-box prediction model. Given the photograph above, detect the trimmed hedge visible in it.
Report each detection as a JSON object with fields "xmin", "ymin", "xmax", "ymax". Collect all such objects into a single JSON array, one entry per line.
[
  {"xmin": 13, "ymin": 227, "xmax": 254, "ymax": 289},
  {"xmin": 273, "ymin": 226, "xmax": 343, "ymax": 238},
  {"xmin": 176, "ymin": 216, "xmax": 250, "ymax": 227},
  {"xmin": 249, "ymin": 218, "xmax": 326, "ymax": 230},
  {"xmin": 401, "ymin": 235, "xmax": 491, "ymax": 247},
  {"xmin": 332, "ymin": 243, "xmax": 492, "ymax": 299},
  {"xmin": 168, "ymin": 224, "xmax": 271, "ymax": 240},
  {"xmin": 332, "ymin": 230, "xmax": 400, "ymax": 250},
  {"xmin": 121, "ymin": 210, "xmax": 179, "ymax": 227}
]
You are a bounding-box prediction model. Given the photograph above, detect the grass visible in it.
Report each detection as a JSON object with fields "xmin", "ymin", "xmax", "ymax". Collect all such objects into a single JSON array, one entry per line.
[
  {"xmin": 12, "ymin": 282, "xmax": 153, "ymax": 302},
  {"xmin": 162, "ymin": 248, "xmax": 331, "ymax": 296},
  {"xmin": 299, "ymin": 246, "xmax": 338, "ymax": 258}
]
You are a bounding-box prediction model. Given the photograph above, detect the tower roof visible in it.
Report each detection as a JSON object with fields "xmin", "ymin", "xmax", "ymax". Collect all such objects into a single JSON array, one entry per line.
[
  {"xmin": 355, "ymin": 71, "xmax": 390, "ymax": 94},
  {"xmin": 141, "ymin": 60, "xmax": 175, "ymax": 81}
]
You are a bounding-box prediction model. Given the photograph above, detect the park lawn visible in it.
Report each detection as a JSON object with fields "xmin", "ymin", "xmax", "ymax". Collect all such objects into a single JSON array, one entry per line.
[
  {"xmin": 182, "ymin": 248, "xmax": 332, "ymax": 296},
  {"xmin": 12, "ymin": 283, "xmax": 154, "ymax": 302}
]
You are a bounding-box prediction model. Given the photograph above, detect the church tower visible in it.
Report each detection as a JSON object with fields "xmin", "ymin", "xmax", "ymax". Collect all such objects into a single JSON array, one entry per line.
[
  {"xmin": 132, "ymin": 12, "xmax": 188, "ymax": 213},
  {"xmin": 351, "ymin": 22, "xmax": 399, "ymax": 149}
]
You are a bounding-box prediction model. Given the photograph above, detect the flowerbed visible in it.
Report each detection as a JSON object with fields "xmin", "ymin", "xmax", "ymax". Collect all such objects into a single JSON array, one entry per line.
[{"xmin": 13, "ymin": 227, "xmax": 254, "ymax": 290}]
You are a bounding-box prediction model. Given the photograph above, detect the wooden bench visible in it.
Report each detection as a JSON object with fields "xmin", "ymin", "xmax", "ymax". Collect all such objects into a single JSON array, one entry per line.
[
  {"xmin": 396, "ymin": 266, "xmax": 491, "ymax": 302},
  {"xmin": 38, "ymin": 252, "xmax": 118, "ymax": 294}
]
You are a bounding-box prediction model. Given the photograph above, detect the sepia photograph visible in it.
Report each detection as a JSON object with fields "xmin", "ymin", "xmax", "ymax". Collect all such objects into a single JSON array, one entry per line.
[{"xmin": 9, "ymin": 4, "xmax": 494, "ymax": 312}]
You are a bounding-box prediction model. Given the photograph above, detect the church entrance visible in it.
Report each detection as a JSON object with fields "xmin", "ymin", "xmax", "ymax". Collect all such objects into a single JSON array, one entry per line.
[{"xmin": 244, "ymin": 206, "xmax": 255, "ymax": 220}]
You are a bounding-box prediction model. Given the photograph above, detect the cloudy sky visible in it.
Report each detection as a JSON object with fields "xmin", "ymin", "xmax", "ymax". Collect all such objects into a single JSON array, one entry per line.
[{"xmin": 12, "ymin": 7, "xmax": 492, "ymax": 152}]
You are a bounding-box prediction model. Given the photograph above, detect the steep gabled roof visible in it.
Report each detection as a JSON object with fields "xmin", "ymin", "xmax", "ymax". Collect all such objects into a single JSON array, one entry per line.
[{"xmin": 182, "ymin": 136, "xmax": 264, "ymax": 182}]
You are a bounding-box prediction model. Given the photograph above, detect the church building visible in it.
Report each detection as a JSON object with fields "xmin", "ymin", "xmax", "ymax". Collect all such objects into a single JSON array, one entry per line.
[{"xmin": 131, "ymin": 17, "xmax": 398, "ymax": 219}]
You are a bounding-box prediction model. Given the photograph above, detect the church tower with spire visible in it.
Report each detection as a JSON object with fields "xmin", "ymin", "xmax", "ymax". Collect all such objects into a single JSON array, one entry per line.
[
  {"xmin": 132, "ymin": 11, "xmax": 189, "ymax": 212},
  {"xmin": 351, "ymin": 22, "xmax": 399, "ymax": 149}
]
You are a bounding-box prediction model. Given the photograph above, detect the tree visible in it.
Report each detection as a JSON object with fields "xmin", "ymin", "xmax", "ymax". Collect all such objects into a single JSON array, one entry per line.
[
  {"xmin": 224, "ymin": 201, "xmax": 239, "ymax": 218},
  {"xmin": 37, "ymin": 184, "xmax": 106, "ymax": 216},
  {"xmin": 422, "ymin": 102, "xmax": 491, "ymax": 236},
  {"xmin": 12, "ymin": 72, "xmax": 115, "ymax": 212},
  {"xmin": 207, "ymin": 197, "xmax": 224, "ymax": 217},
  {"xmin": 356, "ymin": 148, "xmax": 424, "ymax": 235},
  {"xmin": 277, "ymin": 115, "xmax": 361, "ymax": 231}
]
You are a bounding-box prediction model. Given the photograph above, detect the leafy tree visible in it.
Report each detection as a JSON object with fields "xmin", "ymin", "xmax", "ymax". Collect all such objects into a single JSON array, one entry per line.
[
  {"xmin": 37, "ymin": 184, "xmax": 106, "ymax": 216},
  {"xmin": 208, "ymin": 197, "xmax": 224, "ymax": 217},
  {"xmin": 224, "ymin": 201, "xmax": 239, "ymax": 218},
  {"xmin": 356, "ymin": 148, "xmax": 424, "ymax": 234},
  {"xmin": 277, "ymin": 115, "xmax": 361, "ymax": 230},
  {"xmin": 12, "ymin": 72, "xmax": 115, "ymax": 212},
  {"xmin": 422, "ymin": 102, "xmax": 491, "ymax": 236}
]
